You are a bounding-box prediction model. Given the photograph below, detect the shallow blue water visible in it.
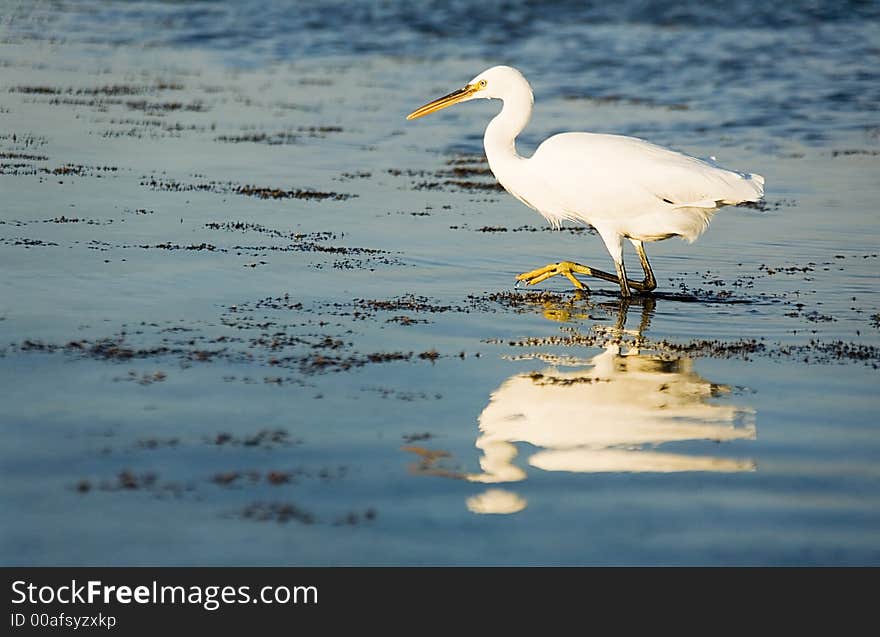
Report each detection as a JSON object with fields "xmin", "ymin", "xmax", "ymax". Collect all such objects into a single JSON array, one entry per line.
[{"xmin": 1, "ymin": 1, "xmax": 878, "ymax": 565}]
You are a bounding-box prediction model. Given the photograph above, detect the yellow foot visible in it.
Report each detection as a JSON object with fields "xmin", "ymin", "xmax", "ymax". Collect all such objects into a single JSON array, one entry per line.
[
  {"xmin": 516, "ymin": 261, "xmax": 590, "ymax": 290},
  {"xmin": 540, "ymin": 298, "xmax": 591, "ymax": 323}
]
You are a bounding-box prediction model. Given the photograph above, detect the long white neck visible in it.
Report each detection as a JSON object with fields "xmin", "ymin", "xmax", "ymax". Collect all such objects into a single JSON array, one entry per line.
[{"xmin": 483, "ymin": 84, "xmax": 533, "ymax": 177}]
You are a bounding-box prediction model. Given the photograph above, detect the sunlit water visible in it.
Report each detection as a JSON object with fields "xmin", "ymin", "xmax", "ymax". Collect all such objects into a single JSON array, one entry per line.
[{"xmin": 1, "ymin": 1, "xmax": 878, "ymax": 565}]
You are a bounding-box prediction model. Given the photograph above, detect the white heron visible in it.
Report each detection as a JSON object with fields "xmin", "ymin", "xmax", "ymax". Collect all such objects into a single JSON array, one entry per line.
[{"xmin": 407, "ymin": 66, "xmax": 765, "ymax": 297}]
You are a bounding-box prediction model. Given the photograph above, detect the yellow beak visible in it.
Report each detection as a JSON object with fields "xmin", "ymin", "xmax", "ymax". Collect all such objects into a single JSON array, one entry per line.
[{"xmin": 406, "ymin": 83, "xmax": 480, "ymax": 120}]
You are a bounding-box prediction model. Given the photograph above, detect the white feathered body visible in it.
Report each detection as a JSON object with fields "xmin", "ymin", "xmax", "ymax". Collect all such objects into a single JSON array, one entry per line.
[
  {"xmin": 493, "ymin": 132, "xmax": 765, "ymax": 243},
  {"xmin": 409, "ymin": 65, "xmax": 766, "ymax": 285}
]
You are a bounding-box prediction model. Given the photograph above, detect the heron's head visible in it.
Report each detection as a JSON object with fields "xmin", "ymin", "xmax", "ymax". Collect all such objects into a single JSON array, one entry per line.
[{"xmin": 406, "ymin": 65, "xmax": 532, "ymax": 120}]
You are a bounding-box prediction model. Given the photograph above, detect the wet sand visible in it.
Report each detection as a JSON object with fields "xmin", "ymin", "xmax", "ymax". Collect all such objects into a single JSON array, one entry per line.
[{"xmin": 1, "ymin": 20, "xmax": 879, "ymax": 565}]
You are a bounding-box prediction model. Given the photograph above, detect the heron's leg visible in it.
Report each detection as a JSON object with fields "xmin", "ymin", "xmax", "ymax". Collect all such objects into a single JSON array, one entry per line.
[
  {"xmin": 629, "ymin": 239, "xmax": 657, "ymax": 292},
  {"xmin": 516, "ymin": 261, "xmax": 650, "ymax": 293},
  {"xmin": 516, "ymin": 261, "xmax": 589, "ymax": 290},
  {"xmin": 615, "ymin": 261, "xmax": 632, "ymax": 298},
  {"xmin": 593, "ymin": 231, "xmax": 647, "ymax": 295},
  {"xmin": 517, "ymin": 229, "xmax": 655, "ymax": 294},
  {"xmin": 516, "ymin": 261, "xmax": 596, "ymax": 290}
]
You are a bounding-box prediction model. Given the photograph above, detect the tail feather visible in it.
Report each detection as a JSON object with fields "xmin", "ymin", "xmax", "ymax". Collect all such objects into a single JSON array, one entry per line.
[
  {"xmin": 735, "ymin": 172, "xmax": 765, "ymax": 202},
  {"xmin": 673, "ymin": 171, "xmax": 765, "ymax": 208},
  {"xmin": 663, "ymin": 171, "xmax": 765, "ymax": 243}
]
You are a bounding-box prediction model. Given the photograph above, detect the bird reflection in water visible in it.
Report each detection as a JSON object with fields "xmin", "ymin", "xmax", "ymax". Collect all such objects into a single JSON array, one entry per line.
[{"xmin": 406, "ymin": 296, "xmax": 756, "ymax": 515}]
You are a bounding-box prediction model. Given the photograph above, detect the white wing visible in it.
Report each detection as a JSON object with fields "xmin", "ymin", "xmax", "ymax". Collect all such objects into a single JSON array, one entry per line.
[{"xmin": 521, "ymin": 133, "xmax": 764, "ymax": 241}]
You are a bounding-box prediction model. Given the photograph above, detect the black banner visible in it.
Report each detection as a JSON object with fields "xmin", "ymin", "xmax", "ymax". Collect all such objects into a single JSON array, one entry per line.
[{"xmin": 2, "ymin": 567, "xmax": 871, "ymax": 632}]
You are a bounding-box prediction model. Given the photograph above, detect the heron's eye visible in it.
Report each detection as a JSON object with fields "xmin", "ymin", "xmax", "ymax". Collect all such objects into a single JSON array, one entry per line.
[{"xmin": 478, "ymin": 80, "xmax": 487, "ymax": 88}]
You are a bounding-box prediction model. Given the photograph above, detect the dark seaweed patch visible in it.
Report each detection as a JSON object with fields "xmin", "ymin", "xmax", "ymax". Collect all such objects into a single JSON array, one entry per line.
[
  {"xmin": 124, "ymin": 99, "xmax": 207, "ymax": 113},
  {"xmin": 10, "ymin": 83, "xmax": 183, "ymax": 96},
  {"xmin": 562, "ymin": 93, "xmax": 689, "ymax": 111},
  {"xmin": 206, "ymin": 221, "xmax": 339, "ymax": 241},
  {"xmin": 403, "ymin": 432, "xmax": 434, "ymax": 443},
  {"xmin": 240, "ymin": 502, "xmax": 316, "ymax": 524},
  {"xmin": 9, "ymin": 86, "xmax": 62, "ymax": 95},
  {"xmin": 141, "ymin": 176, "xmax": 354, "ymax": 201},
  {"xmin": 831, "ymin": 149, "xmax": 880, "ymax": 157},
  {"xmin": 736, "ymin": 198, "xmax": 796, "ymax": 212},
  {"xmin": 215, "ymin": 126, "xmax": 343, "ymax": 144},
  {"xmin": 355, "ymin": 294, "xmax": 456, "ymax": 314},
  {"xmin": 209, "ymin": 429, "xmax": 296, "ymax": 448},
  {"xmin": 0, "ymin": 152, "xmax": 48, "ymax": 160},
  {"xmin": 114, "ymin": 370, "xmax": 168, "ymax": 385},
  {"xmin": 413, "ymin": 179, "xmax": 504, "ymax": 192},
  {"xmin": 4, "ymin": 238, "xmax": 59, "ymax": 247},
  {"xmin": 437, "ymin": 166, "xmax": 494, "ymax": 178}
]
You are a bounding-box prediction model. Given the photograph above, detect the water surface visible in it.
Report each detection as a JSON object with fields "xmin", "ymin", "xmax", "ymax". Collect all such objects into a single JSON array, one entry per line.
[{"xmin": 1, "ymin": 0, "xmax": 878, "ymax": 565}]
